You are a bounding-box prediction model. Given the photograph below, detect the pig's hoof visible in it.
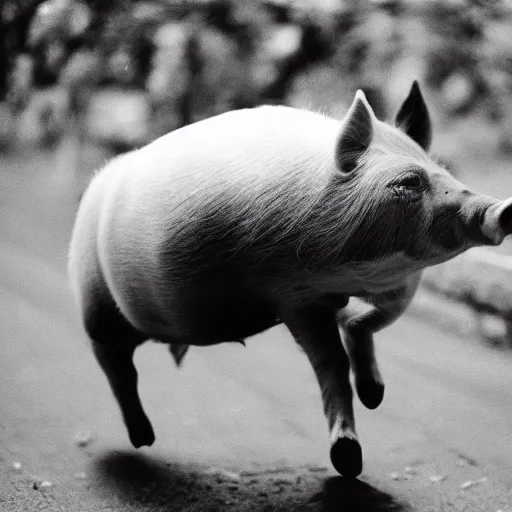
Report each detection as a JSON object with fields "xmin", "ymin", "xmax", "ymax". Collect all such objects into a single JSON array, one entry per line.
[
  {"xmin": 356, "ymin": 378, "xmax": 385, "ymax": 410},
  {"xmin": 330, "ymin": 436, "xmax": 363, "ymax": 478},
  {"xmin": 128, "ymin": 419, "xmax": 155, "ymax": 448}
]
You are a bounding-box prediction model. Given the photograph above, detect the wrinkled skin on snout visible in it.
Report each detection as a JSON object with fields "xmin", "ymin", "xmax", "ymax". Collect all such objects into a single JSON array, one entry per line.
[
  {"xmin": 414, "ymin": 168, "xmax": 512, "ymax": 257},
  {"xmin": 68, "ymin": 80, "xmax": 512, "ymax": 481}
]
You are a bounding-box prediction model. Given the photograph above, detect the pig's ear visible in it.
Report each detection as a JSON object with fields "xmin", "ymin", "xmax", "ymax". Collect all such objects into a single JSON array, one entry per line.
[
  {"xmin": 395, "ymin": 80, "xmax": 432, "ymax": 151},
  {"xmin": 335, "ymin": 90, "xmax": 374, "ymax": 175}
]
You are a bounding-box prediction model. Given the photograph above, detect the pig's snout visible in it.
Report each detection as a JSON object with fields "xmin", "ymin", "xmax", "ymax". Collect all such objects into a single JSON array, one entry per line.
[{"xmin": 481, "ymin": 197, "xmax": 512, "ymax": 245}]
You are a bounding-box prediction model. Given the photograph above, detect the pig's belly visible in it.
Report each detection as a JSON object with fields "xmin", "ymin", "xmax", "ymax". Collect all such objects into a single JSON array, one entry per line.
[{"xmin": 135, "ymin": 294, "xmax": 282, "ymax": 346}]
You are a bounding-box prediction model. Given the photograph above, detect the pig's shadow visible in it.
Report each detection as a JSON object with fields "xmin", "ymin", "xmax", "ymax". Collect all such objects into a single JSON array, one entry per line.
[{"xmin": 93, "ymin": 451, "xmax": 411, "ymax": 511}]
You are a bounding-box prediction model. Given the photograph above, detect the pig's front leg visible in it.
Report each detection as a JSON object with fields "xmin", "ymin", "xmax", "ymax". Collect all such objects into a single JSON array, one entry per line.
[
  {"xmin": 338, "ymin": 272, "xmax": 422, "ymax": 410},
  {"xmin": 282, "ymin": 305, "xmax": 362, "ymax": 478}
]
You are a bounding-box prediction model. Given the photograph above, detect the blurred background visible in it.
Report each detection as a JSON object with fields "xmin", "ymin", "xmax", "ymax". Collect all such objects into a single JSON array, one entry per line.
[
  {"xmin": 4, "ymin": 0, "xmax": 512, "ymax": 338},
  {"xmin": 3, "ymin": 0, "xmax": 512, "ymax": 165},
  {"xmin": 3, "ymin": 0, "xmax": 512, "ymax": 177},
  {"xmin": 3, "ymin": 1, "xmax": 512, "ymax": 510}
]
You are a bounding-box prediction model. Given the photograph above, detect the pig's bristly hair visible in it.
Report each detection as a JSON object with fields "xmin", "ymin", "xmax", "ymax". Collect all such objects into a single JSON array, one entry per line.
[
  {"xmin": 305, "ymin": 172, "xmax": 397, "ymax": 267},
  {"xmin": 219, "ymin": 149, "xmax": 399, "ymax": 271},
  {"xmin": 224, "ymin": 149, "xmax": 336, "ymax": 265},
  {"xmin": 165, "ymin": 105, "xmax": 433, "ymax": 275},
  {"xmin": 292, "ymin": 126, "xmax": 430, "ymax": 269},
  {"xmin": 160, "ymin": 127, "xmax": 335, "ymax": 275},
  {"xmin": 197, "ymin": 123, "xmax": 420, "ymax": 272}
]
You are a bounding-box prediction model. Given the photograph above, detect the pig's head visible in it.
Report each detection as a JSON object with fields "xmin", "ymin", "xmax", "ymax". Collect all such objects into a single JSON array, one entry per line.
[{"xmin": 331, "ymin": 81, "xmax": 512, "ymax": 265}]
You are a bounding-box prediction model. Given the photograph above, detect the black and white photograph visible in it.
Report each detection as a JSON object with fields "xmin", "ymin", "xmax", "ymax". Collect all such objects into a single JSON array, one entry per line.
[{"xmin": 2, "ymin": 0, "xmax": 512, "ymax": 510}]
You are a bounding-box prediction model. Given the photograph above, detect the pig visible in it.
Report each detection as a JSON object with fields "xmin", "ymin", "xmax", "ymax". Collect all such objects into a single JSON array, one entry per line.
[{"xmin": 68, "ymin": 81, "xmax": 512, "ymax": 478}]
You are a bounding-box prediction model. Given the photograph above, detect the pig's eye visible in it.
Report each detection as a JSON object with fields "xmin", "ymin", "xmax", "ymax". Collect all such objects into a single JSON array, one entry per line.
[
  {"xmin": 389, "ymin": 172, "xmax": 426, "ymax": 199},
  {"xmin": 396, "ymin": 174, "xmax": 423, "ymax": 189}
]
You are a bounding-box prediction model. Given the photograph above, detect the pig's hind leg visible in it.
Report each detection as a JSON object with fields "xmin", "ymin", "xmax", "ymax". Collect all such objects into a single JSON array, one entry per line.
[
  {"xmin": 282, "ymin": 305, "xmax": 362, "ymax": 478},
  {"xmin": 338, "ymin": 272, "xmax": 421, "ymax": 410},
  {"xmin": 84, "ymin": 290, "xmax": 155, "ymax": 448}
]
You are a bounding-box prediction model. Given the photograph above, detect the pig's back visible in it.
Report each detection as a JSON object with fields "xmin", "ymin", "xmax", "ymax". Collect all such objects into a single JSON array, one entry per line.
[
  {"xmin": 128, "ymin": 105, "xmax": 337, "ymax": 196},
  {"xmin": 96, "ymin": 106, "xmax": 338, "ymax": 339}
]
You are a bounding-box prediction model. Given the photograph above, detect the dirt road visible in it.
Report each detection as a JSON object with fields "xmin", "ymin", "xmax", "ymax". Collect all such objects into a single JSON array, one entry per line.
[{"xmin": 1, "ymin": 149, "xmax": 512, "ymax": 511}]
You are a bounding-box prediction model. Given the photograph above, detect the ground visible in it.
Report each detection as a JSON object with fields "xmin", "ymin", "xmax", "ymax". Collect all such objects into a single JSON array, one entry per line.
[{"xmin": 1, "ymin": 145, "xmax": 512, "ymax": 511}]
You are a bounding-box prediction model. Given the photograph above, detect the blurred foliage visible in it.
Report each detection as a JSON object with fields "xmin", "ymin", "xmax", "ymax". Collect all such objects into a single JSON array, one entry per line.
[{"xmin": 2, "ymin": 0, "xmax": 512, "ymax": 149}]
